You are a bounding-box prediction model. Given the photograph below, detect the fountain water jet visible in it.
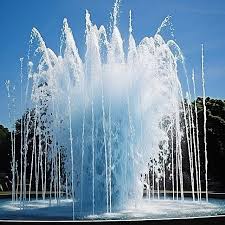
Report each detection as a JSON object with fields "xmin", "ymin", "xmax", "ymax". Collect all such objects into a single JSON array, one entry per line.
[{"xmin": 4, "ymin": 0, "xmax": 214, "ymax": 220}]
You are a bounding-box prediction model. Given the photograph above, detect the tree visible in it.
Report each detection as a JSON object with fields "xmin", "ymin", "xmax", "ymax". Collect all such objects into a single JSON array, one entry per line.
[
  {"xmin": 0, "ymin": 124, "xmax": 11, "ymax": 174},
  {"xmin": 196, "ymin": 97, "xmax": 225, "ymax": 190}
]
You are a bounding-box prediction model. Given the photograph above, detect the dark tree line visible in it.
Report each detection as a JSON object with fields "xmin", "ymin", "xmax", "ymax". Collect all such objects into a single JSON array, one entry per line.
[
  {"xmin": 143, "ymin": 97, "xmax": 225, "ymax": 192},
  {"xmin": 0, "ymin": 124, "xmax": 11, "ymax": 174},
  {"xmin": 0, "ymin": 97, "xmax": 225, "ymax": 191},
  {"xmin": 0, "ymin": 109, "xmax": 67, "ymax": 192},
  {"xmin": 180, "ymin": 97, "xmax": 225, "ymax": 192},
  {"xmin": 197, "ymin": 97, "xmax": 225, "ymax": 190}
]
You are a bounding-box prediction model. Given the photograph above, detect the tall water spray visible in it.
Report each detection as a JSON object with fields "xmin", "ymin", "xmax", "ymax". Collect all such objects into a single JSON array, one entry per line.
[
  {"xmin": 201, "ymin": 44, "xmax": 208, "ymax": 202},
  {"xmin": 6, "ymin": 0, "xmax": 209, "ymax": 219}
]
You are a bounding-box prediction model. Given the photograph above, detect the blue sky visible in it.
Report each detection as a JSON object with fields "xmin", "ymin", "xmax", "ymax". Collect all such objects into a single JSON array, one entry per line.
[{"xmin": 1, "ymin": 0, "xmax": 225, "ymax": 127}]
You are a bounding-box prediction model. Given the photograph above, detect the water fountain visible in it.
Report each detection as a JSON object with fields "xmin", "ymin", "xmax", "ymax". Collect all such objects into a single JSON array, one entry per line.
[{"xmin": 1, "ymin": 0, "xmax": 225, "ymax": 222}]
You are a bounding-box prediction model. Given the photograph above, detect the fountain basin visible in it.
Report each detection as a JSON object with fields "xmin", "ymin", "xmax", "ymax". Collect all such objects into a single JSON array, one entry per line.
[{"xmin": 0, "ymin": 196, "xmax": 225, "ymax": 222}]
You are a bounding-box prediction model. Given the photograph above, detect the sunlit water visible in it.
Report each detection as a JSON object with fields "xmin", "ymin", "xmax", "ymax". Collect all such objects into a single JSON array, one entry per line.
[
  {"xmin": 5, "ymin": 0, "xmax": 212, "ymax": 220},
  {"xmin": 0, "ymin": 198, "xmax": 225, "ymax": 221}
]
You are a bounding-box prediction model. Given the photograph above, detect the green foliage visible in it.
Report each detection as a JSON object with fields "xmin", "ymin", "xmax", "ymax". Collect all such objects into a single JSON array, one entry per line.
[
  {"xmin": 1, "ymin": 97, "xmax": 225, "ymax": 191},
  {"xmin": 0, "ymin": 124, "xmax": 11, "ymax": 174},
  {"xmin": 0, "ymin": 125, "xmax": 9, "ymax": 140},
  {"xmin": 194, "ymin": 97, "xmax": 225, "ymax": 189}
]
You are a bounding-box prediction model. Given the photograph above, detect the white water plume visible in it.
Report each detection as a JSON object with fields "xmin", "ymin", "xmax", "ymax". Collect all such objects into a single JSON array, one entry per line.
[{"xmin": 6, "ymin": 0, "xmax": 208, "ymax": 219}]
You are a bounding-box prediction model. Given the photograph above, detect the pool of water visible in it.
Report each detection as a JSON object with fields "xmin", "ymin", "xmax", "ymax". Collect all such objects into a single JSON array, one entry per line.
[{"xmin": 0, "ymin": 197, "xmax": 225, "ymax": 221}]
